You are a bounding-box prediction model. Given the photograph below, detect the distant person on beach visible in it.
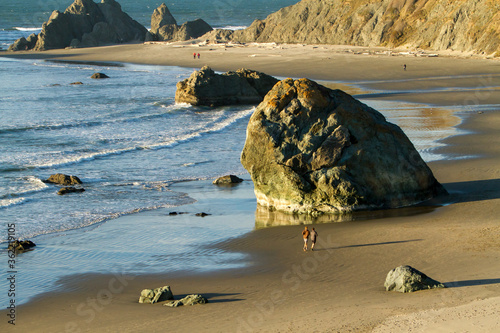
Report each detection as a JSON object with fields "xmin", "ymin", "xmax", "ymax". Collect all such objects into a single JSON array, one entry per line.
[
  {"xmin": 193, "ymin": 52, "xmax": 196, "ymax": 59},
  {"xmin": 310, "ymin": 227, "xmax": 318, "ymax": 251},
  {"xmin": 302, "ymin": 226, "xmax": 310, "ymax": 251},
  {"xmin": 197, "ymin": 53, "xmax": 200, "ymax": 59},
  {"xmin": 403, "ymin": 64, "xmax": 407, "ymax": 71}
]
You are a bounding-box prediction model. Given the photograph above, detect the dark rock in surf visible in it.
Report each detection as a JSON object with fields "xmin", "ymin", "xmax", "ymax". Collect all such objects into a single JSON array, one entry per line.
[
  {"xmin": 58, "ymin": 187, "xmax": 86, "ymax": 195},
  {"xmin": 213, "ymin": 175, "xmax": 244, "ymax": 185},
  {"xmin": 91, "ymin": 72, "xmax": 109, "ymax": 79},
  {"xmin": 8, "ymin": 240, "xmax": 36, "ymax": 253},
  {"xmin": 195, "ymin": 212, "xmax": 211, "ymax": 217},
  {"xmin": 45, "ymin": 173, "xmax": 83, "ymax": 185}
]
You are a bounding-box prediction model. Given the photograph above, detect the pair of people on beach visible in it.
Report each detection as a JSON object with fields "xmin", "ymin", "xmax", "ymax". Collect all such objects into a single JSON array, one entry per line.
[
  {"xmin": 193, "ymin": 52, "xmax": 200, "ymax": 59},
  {"xmin": 302, "ymin": 226, "xmax": 318, "ymax": 251}
]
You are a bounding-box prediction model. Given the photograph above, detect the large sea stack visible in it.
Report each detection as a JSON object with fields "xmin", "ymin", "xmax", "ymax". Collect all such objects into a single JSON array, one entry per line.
[
  {"xmin": 146, "ymin": 3, "xmax": 213, "ymax": 42},
  {"xmin": 241, "ymin": 78, "xmax": 446, "ymax": 215},
  {"xmin": 9, "ymin": 0, "xmax": 147, "ymax": 51},
  {"xmin": 229, "ymin": 0, "xmax": 500, "ymax": 57}
]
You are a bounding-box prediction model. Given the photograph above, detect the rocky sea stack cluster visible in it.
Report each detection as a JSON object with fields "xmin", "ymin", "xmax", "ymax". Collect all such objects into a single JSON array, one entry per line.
[
  {"xmin": 9, "ymin": 0, "xmax": 147, "ymax": 51},
  {"xmin": 145, "ymin": 3, "xmax": 212, "ymax": 42},
  {"xmin": 241, "ymin": 78, "xmax": 447, "ymax": 215}
]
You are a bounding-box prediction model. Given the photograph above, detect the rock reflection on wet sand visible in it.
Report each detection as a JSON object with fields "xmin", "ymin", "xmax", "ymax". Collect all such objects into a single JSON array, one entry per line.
[{"xmin": 255, "ymin": 204, "xmax": 438, "ymax": 228}]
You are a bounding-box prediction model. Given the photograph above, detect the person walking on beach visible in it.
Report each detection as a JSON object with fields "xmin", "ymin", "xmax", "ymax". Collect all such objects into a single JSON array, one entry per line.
[
  {"xmin": 302, "ymin": 226, "xmax": 310, "ymax": 251},
  {"xmin": 403, "ymin": 64, "xmax": 407, "ymax": 71},
  {"xmin": 310, "ymin": 227, "xmax": 318, "ymax": 251},
  {"xmin": 197, "ymin": 53, "xmax": 200, "ymax": 59},
  {"xmin": 193, "ymin": 52, "xmax": 196, "ymax": 59}
]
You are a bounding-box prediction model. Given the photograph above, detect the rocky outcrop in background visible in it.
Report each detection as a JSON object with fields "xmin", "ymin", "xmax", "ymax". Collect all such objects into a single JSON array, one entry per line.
[
  {"xmin": 223, "ymin": 0, "xmax": 499, "ymax": 57},
  {"xmin": 175, "ymin": 66, "xmax": 279, "ymax": 106},
  {"xmin": 241, "ymin": 78, "xmax": 446, "ymax": 215},
  {"xmin": 146, "ymin": 3, "xmax": 212, "ymax": 42},
  {"xmin": 9, "ymin": 0, "xmax": 147, "ymax": 51}
]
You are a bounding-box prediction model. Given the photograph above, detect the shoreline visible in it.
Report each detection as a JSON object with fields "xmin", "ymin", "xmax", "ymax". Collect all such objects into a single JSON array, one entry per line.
[{"xmin": 2, "ymin": 44, "xmax": 499, "ymax": 332}]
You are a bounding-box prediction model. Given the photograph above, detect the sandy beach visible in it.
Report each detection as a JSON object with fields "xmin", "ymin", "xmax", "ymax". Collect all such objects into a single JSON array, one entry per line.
[{"xmin": 1, "ymin": 42, "xmax": 499, "ymax": 332}]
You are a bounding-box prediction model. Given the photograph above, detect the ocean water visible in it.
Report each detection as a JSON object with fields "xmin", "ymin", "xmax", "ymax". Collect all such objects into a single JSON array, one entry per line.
[{"xmin": 0, "ymin": 0, "xmax": 300, "ymax": 50}]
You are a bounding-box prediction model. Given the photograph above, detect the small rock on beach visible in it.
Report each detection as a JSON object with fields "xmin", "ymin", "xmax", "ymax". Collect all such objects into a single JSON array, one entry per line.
[
  {"xmin": 163, "ymin": 294, "xmax": 208, "ymax": 307},
  {"xmin": 139, "ymin": 286, "xmax": 174, "ymax": 304},
  {"xmin": 384, "ymin": 265, "xmax": 445, "ymax": 293}
]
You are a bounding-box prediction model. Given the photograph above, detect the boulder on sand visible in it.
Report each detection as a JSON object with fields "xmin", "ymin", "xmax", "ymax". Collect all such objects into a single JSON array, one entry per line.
[
  {"xmin": 385, "ymin": 265, "xmax": 445, "ymax": 293},
  {"xmin": 175, "ymin": 66, "xmax": 279, "ymax": 106},
  {"xmin": 163, "ymin": 294, "xmax": 208, "ymax": 307},
  {"xmin": 139, "ymin": 286, "xmax": 174, "ymax": 304},
  {"xmin": 241, "ymin": 78, "xmax": 447, "ymax": 215}
]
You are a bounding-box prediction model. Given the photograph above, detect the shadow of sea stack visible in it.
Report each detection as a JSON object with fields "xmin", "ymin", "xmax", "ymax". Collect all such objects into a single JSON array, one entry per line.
[{"xmin": 241, "ymin": 78, "xmax": 447, "ymax": 215}]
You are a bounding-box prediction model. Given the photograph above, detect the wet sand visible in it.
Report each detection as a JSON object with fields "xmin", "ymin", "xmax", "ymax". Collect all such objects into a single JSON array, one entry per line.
[{"xmin": 2, "ymin": 43, "xmax": 499, "ymax": 332}]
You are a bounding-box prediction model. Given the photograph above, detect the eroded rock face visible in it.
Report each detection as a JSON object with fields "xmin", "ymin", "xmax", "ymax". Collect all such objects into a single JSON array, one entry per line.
[
  {"xmin": 231, "ymin": 0, "xmax": 500, "ymax": 57},
  {"xmin": 9, "ymin": 0, "xmax": 147, "ymax": 51},
  {"xmin": 147, "ymin": 3, "xmax": 212, "ymax": 42},
  {"xmin": 175, "ymin": 66, "xmax": 279, "ymax": 106},
  {"xmin": 241, "ymin": 78, "xmax": 446, "ymax": 214},
  {"xmin": 385, "ymin": 266, "xmax": 445, "ymax": 293},
  {"xmin": 150, "ymin": 3, "xmax": 177, "ymax": 34}
]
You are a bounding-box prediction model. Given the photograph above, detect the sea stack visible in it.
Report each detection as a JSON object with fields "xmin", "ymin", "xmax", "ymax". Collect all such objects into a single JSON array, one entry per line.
[{"xmin": 241, "ymin": 78, "xmax": 447, "ymax": 215}]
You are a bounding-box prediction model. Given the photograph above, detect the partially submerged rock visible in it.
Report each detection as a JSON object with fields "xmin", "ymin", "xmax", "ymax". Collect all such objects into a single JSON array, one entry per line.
[
  {"xmin": 57, "ymin": 187, "xmax": 85, "ymax": 195},
  {"xmin": 163, "ymin": 294, "xmax": 207, "ymax": 307},
  {"xmin": 385, "ymin": 265, "xmax": 445, "ymax": 293},
  {"xmin": 241, "ymin": 78, "xmax": 446, "ymax": 214},
  {"xmin": 139, "ymin": 286, "xmax": 174, "ymax": 304},
  {"xmin": 175, "ymin": 66, "xmax": 279, "ymax": 106},
  {"xmin": 8, "ymin": 240, "xmax": 36, "ymax": 253},
  {"xmin": 91, "ymin": 72, "xmax": 109, "ymax": 79},
  {"xmin": 45, "ymin": 173, "xmax": 82, "ymax": 185},
  {"xmin": 213, "ymin": 175, "xmax": 244, "ymax": 185}
]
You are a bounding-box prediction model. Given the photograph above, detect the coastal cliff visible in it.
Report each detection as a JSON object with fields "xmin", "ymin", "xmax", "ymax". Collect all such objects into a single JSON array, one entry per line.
[{"xmin": 231, "ymin": 0, "xmax": 500, "ymax": 57}]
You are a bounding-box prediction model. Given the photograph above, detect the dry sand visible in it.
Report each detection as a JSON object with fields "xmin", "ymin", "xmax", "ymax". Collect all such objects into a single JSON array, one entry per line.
[{"xmin": 1, "ymin": 42, "xmax": 499, "ymax": 332}]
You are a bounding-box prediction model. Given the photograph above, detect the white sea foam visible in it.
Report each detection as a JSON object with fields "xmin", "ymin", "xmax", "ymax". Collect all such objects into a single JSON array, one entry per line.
[
  {"xmin": 14, "ymin": 27, "xmax": 42, "ymax": 31},
  {"xmin": 0, "ymin": 197, "xmax": 28, "ymax": 209},
  {"xmin": 32, "ymin": 107, "xmax": 255, "ymax": 169}
]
